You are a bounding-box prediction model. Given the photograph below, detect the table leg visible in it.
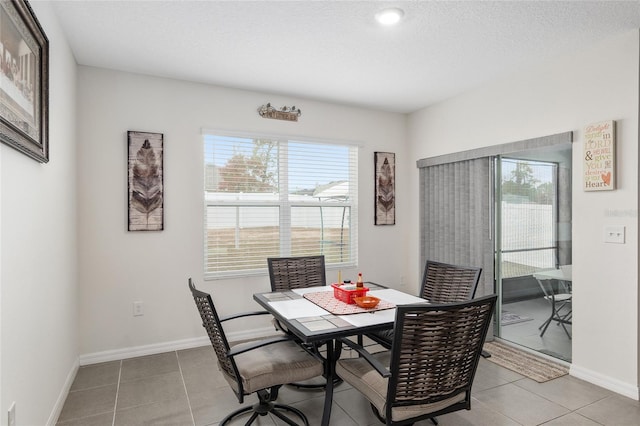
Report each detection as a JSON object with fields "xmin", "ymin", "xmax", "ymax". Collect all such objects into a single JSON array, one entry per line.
[{"xmin": 321, "ymin": 340, "xmax": 341, "ymax": 426}]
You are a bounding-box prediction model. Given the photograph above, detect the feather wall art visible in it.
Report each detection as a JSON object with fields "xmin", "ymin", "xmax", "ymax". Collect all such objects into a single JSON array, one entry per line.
[
  {"xmin": 128, "ymin": 131, "xmax": 164, "ymax": 231},
  {"xmin": 375, "ymin": 152, "xmax": 395, "ymax": 225}
]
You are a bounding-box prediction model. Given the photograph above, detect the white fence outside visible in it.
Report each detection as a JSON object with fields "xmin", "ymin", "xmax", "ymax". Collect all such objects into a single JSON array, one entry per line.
[{"xmin": 205, "ymin": 193, "xmax": 350, "ymax": 230}]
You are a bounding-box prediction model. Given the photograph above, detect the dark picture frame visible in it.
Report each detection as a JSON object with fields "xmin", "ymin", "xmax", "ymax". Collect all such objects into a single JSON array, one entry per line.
[
  {"xmin": 128, "ymin": 131, "xmax": 164, "ymax": 231},
  {"xmin": 374, "ymin": 151, "xmax": 395, "ymax": 225},
  {"xmin": 0, "ymin": 0, "xmax": 49, "ymax": 163}
]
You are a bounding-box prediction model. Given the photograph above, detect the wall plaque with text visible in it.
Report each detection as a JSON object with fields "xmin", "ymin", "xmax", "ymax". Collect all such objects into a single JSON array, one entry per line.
[{"xmin": 583, "ymin": 120, "xmax": 615, "ymax": 191}]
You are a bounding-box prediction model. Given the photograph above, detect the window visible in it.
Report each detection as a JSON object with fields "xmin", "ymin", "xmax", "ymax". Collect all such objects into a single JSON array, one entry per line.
[
  {"xmin": 203, "ymin": 132, "xmax": 358, "ymax": 278},
  {"xmin": 499, "ymin": 158, "xmax": 559, "ymax": 278}
]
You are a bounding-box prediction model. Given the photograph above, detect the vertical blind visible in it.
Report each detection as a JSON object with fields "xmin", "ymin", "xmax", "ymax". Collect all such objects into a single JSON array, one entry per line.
[
  {"xmin": 419, "ymin": 158, "xmax": 494, "ymax": 298},
  {"xmin": 204, "ymin": 133, "xmax": 358, "ymax": 278},
  {"xmin": 419, "ymin": 158, "xmax": 494, "ymax": 340}
]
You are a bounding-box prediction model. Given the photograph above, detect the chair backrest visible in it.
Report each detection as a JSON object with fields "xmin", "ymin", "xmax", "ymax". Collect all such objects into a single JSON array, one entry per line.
[
  {"xmin": 420, "ymin": 260, "xmax": 482, "ymax": 303},
  {"xmin": 188, "ymin": 278, "xmax": 243, "ymax": 397},
  {"xmin": 386, "ymin": 294, "xmax": 497, "ymax": 422},
  {"xmin": 267, "ymin": 255, "xmax": 326, "ymax": 291},
  {"xmin": 536, "ymin": 277, "xmax": 553, "ymax": 298}
]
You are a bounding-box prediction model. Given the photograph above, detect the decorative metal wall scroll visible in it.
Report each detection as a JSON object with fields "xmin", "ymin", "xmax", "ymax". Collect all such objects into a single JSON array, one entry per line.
[{"xmin": 258, "ymin": 103, "xmax": 301, "ymax": 122}]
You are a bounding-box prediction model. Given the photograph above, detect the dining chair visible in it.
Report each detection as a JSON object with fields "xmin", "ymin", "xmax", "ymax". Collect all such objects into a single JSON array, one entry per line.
[
  {"xmin": 188, "ymin": 278, "xmax": 324, "ymax": 425},
  {"xmin": 267, "ymin": 255, "xmax": 336, "ymax": 390},
  {"xmin": 336, "ymin": 294, "xmax": 497, "ymax": 426},
  {"xmin": 267, "ymin": 255, "xmax": 327, "ymax": 337},
  {"xmin": 536, "ymin": 276, "xmax": 572, "ymax": 339},
  {"xmin": 368, "ymin": 260, "xmax": 482, "ymax": 349},
  {"xmin": 267, "ymin": 255, "xmax": 327, "ymax": 291},
  {"xmin": 420, "ymin": 260, "xmax": 482, "ymax": 302}
]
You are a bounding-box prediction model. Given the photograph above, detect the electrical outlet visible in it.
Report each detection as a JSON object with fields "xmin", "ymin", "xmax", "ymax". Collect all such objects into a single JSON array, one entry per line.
[
  {"xmin": 133, "ymin": 301, "xmax": 144, "ymax": 316},
  {"xmin": 8, "ymin": 402, "xmax": 15, "ymax": 426}
]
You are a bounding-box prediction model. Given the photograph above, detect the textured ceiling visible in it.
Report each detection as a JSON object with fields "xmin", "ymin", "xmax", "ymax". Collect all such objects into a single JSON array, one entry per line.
[{"xmin": 51, "ymin": 1, "xmax": 640, "ymax": 113}]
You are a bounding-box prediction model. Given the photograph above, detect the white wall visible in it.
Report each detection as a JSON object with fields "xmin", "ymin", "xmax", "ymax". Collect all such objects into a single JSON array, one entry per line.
[
  {"xmin": 12, "ymin": 12, "xmax": 634, "ymax": 424},
  {"xmin": 0, "ymin": 2, "xmax": 78, "ymax": 425},
  {"xmin": 76, "ymin": 67, "xmax": 408, "ymax": 359},
  {"xmin": 407, "ymin": 30, "xmax": 639, "ymax": 398}
]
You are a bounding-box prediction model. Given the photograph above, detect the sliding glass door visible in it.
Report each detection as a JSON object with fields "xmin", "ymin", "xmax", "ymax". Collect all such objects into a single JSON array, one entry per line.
[
  {"xmin": 494, "ymin": 147, "xmax": 572, "ymax": 362},
  {"xmin": 417, "ymin": 132, "xmax": 572, "ymax": 362}
]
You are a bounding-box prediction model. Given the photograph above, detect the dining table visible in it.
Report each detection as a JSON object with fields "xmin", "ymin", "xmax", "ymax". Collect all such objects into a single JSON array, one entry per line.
[
  {"xmin": 533, "ymin": 265, "xmax": 572, "ymax": 295},
  {"xmin": 253, "ymin": 282, "xmax": 428, "ymax": 426},
  {"xmin": 533, "ymin": 265, "xmax": 572, "ymax": 283}
]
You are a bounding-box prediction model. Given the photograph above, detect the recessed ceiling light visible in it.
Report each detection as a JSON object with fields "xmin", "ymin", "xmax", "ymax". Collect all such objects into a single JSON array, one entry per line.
[{"xmin": 375, "ymin": 8, "xmax": 404, "ymax": 26}]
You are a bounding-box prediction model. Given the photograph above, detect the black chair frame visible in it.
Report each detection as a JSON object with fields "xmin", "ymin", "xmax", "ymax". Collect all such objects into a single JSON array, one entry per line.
[
  {"xmin": 338, "ymin": 295, "xmax": 497, "ymax": 426},
  {"xmin": 368, "ymin": 260, "xmax": 482, "ymax": 350},
  {"xmin": 266, "ymin": 256, "xmax": 341, "ymax": 390},
  {"xmin": 267, "ymin": 255, "xmax": 327, "ymax": 291},
  {"xmin": 537, "ymin": 278, "xmax": 572, "ymax": 339},
  {"xmin": 189, "ymin": 278, "xmax": 319, "ymax": 425}
]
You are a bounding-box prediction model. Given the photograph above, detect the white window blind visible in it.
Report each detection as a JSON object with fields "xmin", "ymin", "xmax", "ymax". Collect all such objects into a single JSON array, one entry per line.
[{"xmin": 204, "ymin": 132, "xmax": 358, "ymax": 278}]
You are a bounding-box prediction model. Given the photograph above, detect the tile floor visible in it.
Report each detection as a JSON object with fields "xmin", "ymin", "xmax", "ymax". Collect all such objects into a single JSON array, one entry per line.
[{"xmin": 56, "ymin": 340, "xmax": 640, "ymax": 426}]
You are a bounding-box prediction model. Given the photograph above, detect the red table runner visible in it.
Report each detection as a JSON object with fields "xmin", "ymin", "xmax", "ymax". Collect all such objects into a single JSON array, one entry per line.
[{"xmin": 303, "ymin": 290, "xmax": 395, "ymax": 315}]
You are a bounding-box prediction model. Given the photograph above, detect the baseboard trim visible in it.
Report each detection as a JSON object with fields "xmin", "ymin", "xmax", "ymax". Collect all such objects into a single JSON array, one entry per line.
[
  {"xmin": 78, "ymin": 327, "xmax": 276, "ymax": 365},
  {"xmin": 491, "ymin": 338, "xmax": 639, "ymax": 401},
  {"xmin": 47, "ymin": 358, "xmax": 79, "ymax": 426},
  {"xmin": 570, "ymin": 364, "xmax": 639, "ymax": 401}
]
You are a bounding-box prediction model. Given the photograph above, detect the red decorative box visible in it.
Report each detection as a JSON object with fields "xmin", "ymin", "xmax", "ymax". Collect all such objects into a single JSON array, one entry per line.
[{"xmin": 331, "ymin": 283, "xmax": 369, "ymax": 304}]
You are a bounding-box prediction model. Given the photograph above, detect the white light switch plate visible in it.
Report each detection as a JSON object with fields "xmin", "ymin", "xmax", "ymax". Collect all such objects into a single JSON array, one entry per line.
[{"xmin": 604, "ymin": 226, "xmax": 625, "ymax": 244}]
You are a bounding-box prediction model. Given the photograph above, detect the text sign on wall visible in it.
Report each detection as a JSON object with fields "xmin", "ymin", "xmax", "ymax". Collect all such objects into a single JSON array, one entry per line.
[{"xmin": 583, "ymin": 120, "xmax": 615, "ymax": 191}]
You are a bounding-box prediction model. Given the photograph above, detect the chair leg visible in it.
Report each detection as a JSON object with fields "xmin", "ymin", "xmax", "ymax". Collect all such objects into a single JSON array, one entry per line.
[
  {"xmin": 431, "ymin": 416, "xmax": 439, "ymax": 425},
  {"xmin": 540, "ymin": 299, "xmax": 572, "ymax": 339},
  {"xmin": 272, "ymin": 404, "xmax": 310, "ymax": 426},
  {"xmin": 539, "ymin": 296, "xmax": 558, "ymax": 337},
  {"xmin": 539, "ymin": 315, "xmax": 553, "ymax": 337},
  {"xmin": 220, "ymin": 405, "xmax": 254, "ymax": 425},
  {"xmin": 559, "ymin": 321, "xmax": 572, "ymax": 339},
  {"xmin": 221, "ymin": 388, "xmax": 311, "ymax": 426},
  {"xmin": 538, "ymin": 315, "xmax": 552, "ymax": 330},
  {"xmin": 557, "ymin": 308, "xmax": 572, "ymax": 339}
]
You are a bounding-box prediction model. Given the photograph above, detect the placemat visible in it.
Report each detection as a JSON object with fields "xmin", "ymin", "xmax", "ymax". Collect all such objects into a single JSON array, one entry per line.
[{"xmin": 303, "ymin": 290, "xmax": 395, "ymax": 315}]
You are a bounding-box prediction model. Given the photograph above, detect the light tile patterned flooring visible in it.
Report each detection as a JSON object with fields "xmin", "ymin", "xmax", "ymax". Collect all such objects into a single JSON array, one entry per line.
[{"xmin": 56, "ymin": 340, "xmax": 640, "ymax": 426}]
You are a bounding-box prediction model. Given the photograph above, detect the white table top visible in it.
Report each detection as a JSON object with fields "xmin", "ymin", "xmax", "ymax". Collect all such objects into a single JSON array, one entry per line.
[
  {"xmin": 261, "ymin": 286, "xmax": 427, "ymax": 332},
  {"xmin": 533, "ymin": 265, "xmax": 572, "ymax": 281}
]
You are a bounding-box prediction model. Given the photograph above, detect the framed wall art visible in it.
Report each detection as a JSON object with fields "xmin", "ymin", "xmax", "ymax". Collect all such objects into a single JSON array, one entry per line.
[
  {"xmin": 375, "ymin": 151, "xmax": 395, "ymax": 225},
  {"xmin": 128, "ymin": 131, "xmax": 164, "ymax": 231},
  {"xmin": 0, "ymin": 0, "xmax": 49, "ymax": 163},
  {"xmin": 583, "ymin": 120, "xmax": 615, "ymax": 191}
]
